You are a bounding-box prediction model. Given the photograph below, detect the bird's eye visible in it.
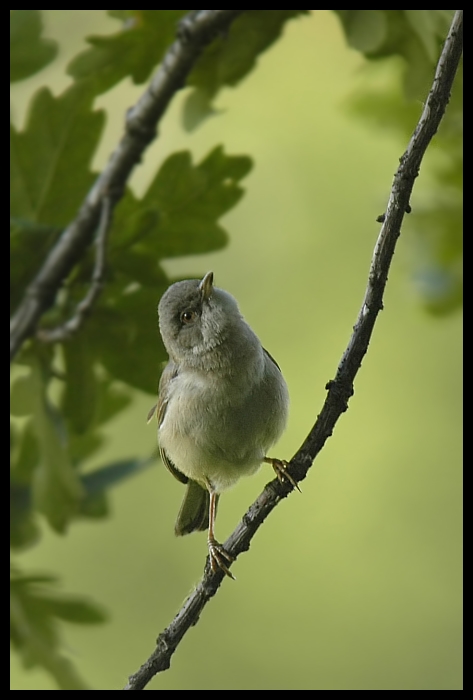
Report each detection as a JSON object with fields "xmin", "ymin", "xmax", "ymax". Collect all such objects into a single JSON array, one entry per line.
[{"xmin": 180, "ymin": 310, "xmax": 196, "ymax": 324}]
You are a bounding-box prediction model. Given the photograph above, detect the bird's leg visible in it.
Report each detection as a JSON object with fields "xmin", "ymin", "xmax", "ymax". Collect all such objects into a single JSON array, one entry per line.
[
  {"xmin": 207, "ymin": 491, "xmax": 235, "ymax": 579},
  {"xmin": 264, "ymin": 457, "xmax": 301, "ymax": 492}
]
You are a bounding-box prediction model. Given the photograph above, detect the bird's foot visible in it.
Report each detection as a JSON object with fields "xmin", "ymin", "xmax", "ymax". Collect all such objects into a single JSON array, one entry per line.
[
  {"xmin": 208, "ymin": 537, "xmax": 235, "ymax": 579},
  {"xmin": 264, "ymin": 457, "xmax": 301, "ymax": 492}
]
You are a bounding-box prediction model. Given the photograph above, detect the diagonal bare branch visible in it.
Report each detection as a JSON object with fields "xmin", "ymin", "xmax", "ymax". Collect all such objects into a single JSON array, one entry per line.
[
  {"xmin": 36, "ymin": 195, "xmax": 113, "ymax": 343},
  {"xmin": 10, "ymin": 10, "xmax": 245, "ymax": 362},
  {"xmin": 123, "ymin": 10, "xmax": 463, "ymax": 691}
]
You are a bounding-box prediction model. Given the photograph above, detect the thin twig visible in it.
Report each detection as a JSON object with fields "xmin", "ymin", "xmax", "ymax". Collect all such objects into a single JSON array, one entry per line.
[
  {"xmin": 10, "ymin": 10, "xmax": 245, "ymax": 361},
  {"xmin": 123, "ymin": 10, "xmax": 463, "ymax": 691},
  {"xmin": 37, "ymin": 196, "xmax": 113, "ymax": 343}
]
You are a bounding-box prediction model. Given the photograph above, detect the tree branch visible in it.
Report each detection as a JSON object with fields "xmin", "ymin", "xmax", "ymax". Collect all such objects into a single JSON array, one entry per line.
[
  {"xmin": 36, "ymin": 195, "xmax": 113, "ymax": 343},
  {"xmin": 9, "ymin": 9, "xmax": 245, "ymax": 362},
  {"xmin": 122, "ymin": 10, "xmax": 463, "ymax": 691}
]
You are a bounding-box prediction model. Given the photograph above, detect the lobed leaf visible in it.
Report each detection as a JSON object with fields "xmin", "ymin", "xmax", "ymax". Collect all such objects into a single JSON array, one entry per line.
[
  {"xmin": 10, "ymin": 83, "xmax": 105, "ymax": 226},
  {"xmin": 68, "ymin": 10, "xmax": 188, "ymax": 94},
  {"xmin": 10, "ymin": 10, "xmax": 58, "ymax": 83},
  {"xmin": 112, "ymin": 146, "xmax": 253, "ymax": 261},
  {"xmin": 184, "ymin": 10, "xmax": 309, "ymax": 129}
]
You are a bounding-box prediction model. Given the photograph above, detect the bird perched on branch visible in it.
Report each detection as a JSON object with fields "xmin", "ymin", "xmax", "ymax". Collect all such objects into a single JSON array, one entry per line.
[{"xmin": 149, "ymin": 272, "xmax": 295, "ymax": 578}]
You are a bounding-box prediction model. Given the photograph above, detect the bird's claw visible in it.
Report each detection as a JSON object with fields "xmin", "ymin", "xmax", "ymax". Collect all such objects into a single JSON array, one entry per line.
[
  {"xmin": 208, "ymin": 538, "xmax": 235, "ymax": 579},
  {"xmin": 266, "ymin": 458, "xmax": 301, "ymax": 492}
]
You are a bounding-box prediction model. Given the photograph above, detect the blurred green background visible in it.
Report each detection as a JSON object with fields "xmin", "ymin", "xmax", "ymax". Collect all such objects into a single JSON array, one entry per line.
[{"xmin": 10, "ymin": 10, "xmax": 462, "ymax": 690}]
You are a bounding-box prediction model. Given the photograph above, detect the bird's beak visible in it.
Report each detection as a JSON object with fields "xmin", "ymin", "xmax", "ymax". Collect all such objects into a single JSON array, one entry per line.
[{"xmin": 199, "ymin": 271, "xmax": 214, "ymax": 301}]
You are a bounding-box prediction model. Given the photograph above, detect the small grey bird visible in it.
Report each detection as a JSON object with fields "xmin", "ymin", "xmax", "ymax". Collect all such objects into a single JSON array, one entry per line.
[{"xmin": 150, "ymin": 272, "xmax": 293, "ymax": 577}]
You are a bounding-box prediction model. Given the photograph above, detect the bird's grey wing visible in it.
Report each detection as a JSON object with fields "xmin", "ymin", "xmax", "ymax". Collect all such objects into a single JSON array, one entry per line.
[
  {"xmin": 149, "ymin": 362, "xmax": 188, "ymax": 485},
  {"xmin": 263, "ymin": 347, "xmax": 281, "ymax": 372}
]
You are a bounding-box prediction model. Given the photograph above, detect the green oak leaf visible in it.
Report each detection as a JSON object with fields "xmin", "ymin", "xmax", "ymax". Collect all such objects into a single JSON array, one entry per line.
[
  {"xmin": 68, "ymin": 10, "xmax": 188, "ymax": 94},
  {"xmin": 184, "ymin": 10, "xmax": 309, "ymax": 129},
  {"xmin": 87, "ymin": 285, "xmax": 168, "ymax": 393},
  {"xmin": 10, "ymin": 83, "xmax": 105, "ymax": 226},
  {"xmin": 10, "ymin": 10, "xmax": 58, "ymax": 83},
  {"xmin": 111, "ymin": 146, "xmax": 253, "ymax": 261}
]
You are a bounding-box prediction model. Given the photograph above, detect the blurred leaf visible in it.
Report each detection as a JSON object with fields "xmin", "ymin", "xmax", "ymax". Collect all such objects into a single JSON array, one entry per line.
[
  {"xmin": 68, "ymin": 10, "xmax": 188, "ymax": 94},
  {"xmin": 11, "ymin": 363, "xmax": 85, "ymax": 532},
  {"xmin": 34, "ymin": 408, "xmax": 84, "ymax": 532},
  {"xmin": 401, "ymin": 33, "xmax": 437, "ymax": 100},
  {"xmin": 10, "ymin": 220, "xmax": 61, "ymax": 314},
  {"xmin": 405, "ymin": 10, "xmax": 446, "ymax": 62},
  {"xmin": 11, "ymin": 571, "xmax": 58, "ymax": 585},
  {"xmin": 346, "ymin": 83, "xmax": 422, "ymax": 134},
  {"xmin": 346, "ymin": 56, "xmax": 462, "ymax": 315},
  {"xmin": 411, "ymin": 200, "xmax": 463, "ymax": 315},
  {"xmin": 62, "ymin": 333, "xmax": 98, "ymax": 434},
  {"xmin": 68, "ymin": 432, "xmax": 105, "ymax": 466},
  {"xmin": 10, "ymin": 83, "xmax": 105, "ymax": 225},
  {"xmin": 361, "ymin": 10, "xmax": 450, "ymax": 60},
  {"xmin": 88, "ymin": 286, "xmax": 167, "ymax": 393},
  {"xmin": 184, "ymin": 10, "xmax": 309, "ymax": 129},
  {"xmin": 11, "ymin": 423, "xmax": 41, "ymax": 550},
  {"xmin": 78, "ymin": 457, "xmax": 153, "ymax": 519},
  {"xmin": 11, "ymin": 453, "xmax": 151, "ymax": 541},
  {"xmin": 95, "ymin": 379, "xmax": 133, "ymax": 426},
  {"xmin": 10, "ymin": 10, "xmax": 58, "ymax": 83},
  {"xmin": 413, "ymin": 265, "xmax": 462, "ymax": 316},
  {"xmin": 11, "ymin": 422, "xmax": 40, "ymax": 482},
  {"xmin": 10, "ymin": 374, "xmax": 37, "ymax": 417},
  {"xmin": 108, "ymin": 203, "xmax": 160, "ymax": 252},
  {"xmin": 328, "ymin": 10, "xmax": 388, "ymax": 54},
  {"xmin": 114, "ymin": 250, "xmax": 168, "ymax": 287},
  {"xmin": 70, "ymin": 456, "xmax": 154, "ymax": 520},
  {"xmin": 10, "ymin": 569, "xmax": 105, "ymax": 689},
  {"xmin": 182, "ymin": 88, "xmax": 221, "ymax": 132},
  {"xmin": 10, "ymin": 484, "xmax": 40, "ymax": 550},
  {"xmin": 334, "ymin": 10, "xmax": 454, "ymax": 100},
  {"xmin": 81, "ymin": 456, "xmax": 154, "ymax": 495},
  {"xmin": 78, "ymin": 492, "xmax": 109, "ymax": 519},
  {"xmin": 39, "ymin": 597, "xmax": 107, "ymax": 625},
  {"xmin": 108, "ymin": 10, "xmax": 132, "ymax": 22}
]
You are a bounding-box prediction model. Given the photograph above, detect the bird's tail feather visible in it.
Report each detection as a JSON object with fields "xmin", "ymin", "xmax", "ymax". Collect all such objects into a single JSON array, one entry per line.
[{"xmin": 175, "ymin": 480, "xmax": 219, "ymax": 536}]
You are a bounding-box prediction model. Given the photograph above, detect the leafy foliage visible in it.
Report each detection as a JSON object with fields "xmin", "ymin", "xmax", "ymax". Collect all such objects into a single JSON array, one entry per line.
[
  {"xmin": 68, "ymin": 9, "xmax": 308, "ymax": 128},
  {"xmin": 11, "ymin": 361, "xmax": 85, "ymax": 533},
  {"xmin": 335, "ymin": 10, "xmax": 454, "ymax": 98},
  {"xmin": 10, "ymin": 10, "xmax": 58, "ymax": 83},
  {"xmin": 10, "ymin": 83, "xmax": 105, "ymax": 226},
  {"xmin": 71, "ymin": 147, "xmax": 251, "ymax": 393},
  {"xmin": 10, "ymin": 130, "xmax": 252, "ymax": 535},
  {"xmin": 10, "ymin": 82, "xmax": 104, "ymax": 312},
  {"xmin": 183, "ymin": 10, "xmax": 309, "ymax": 129},
  {"xmin": 110, "ymin": 147, "xmax": 252, "ymax": 258},
  {"xmin": 10, "ymin": 568, "xmax": 106, "ymax": 690},
  {"xmin": 336, "ymin": 10, "xmax": 462, "ymax": 314},
  {"xmin": 68, "ymin": 10, "xmax": 188, "ymax": 94}
]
